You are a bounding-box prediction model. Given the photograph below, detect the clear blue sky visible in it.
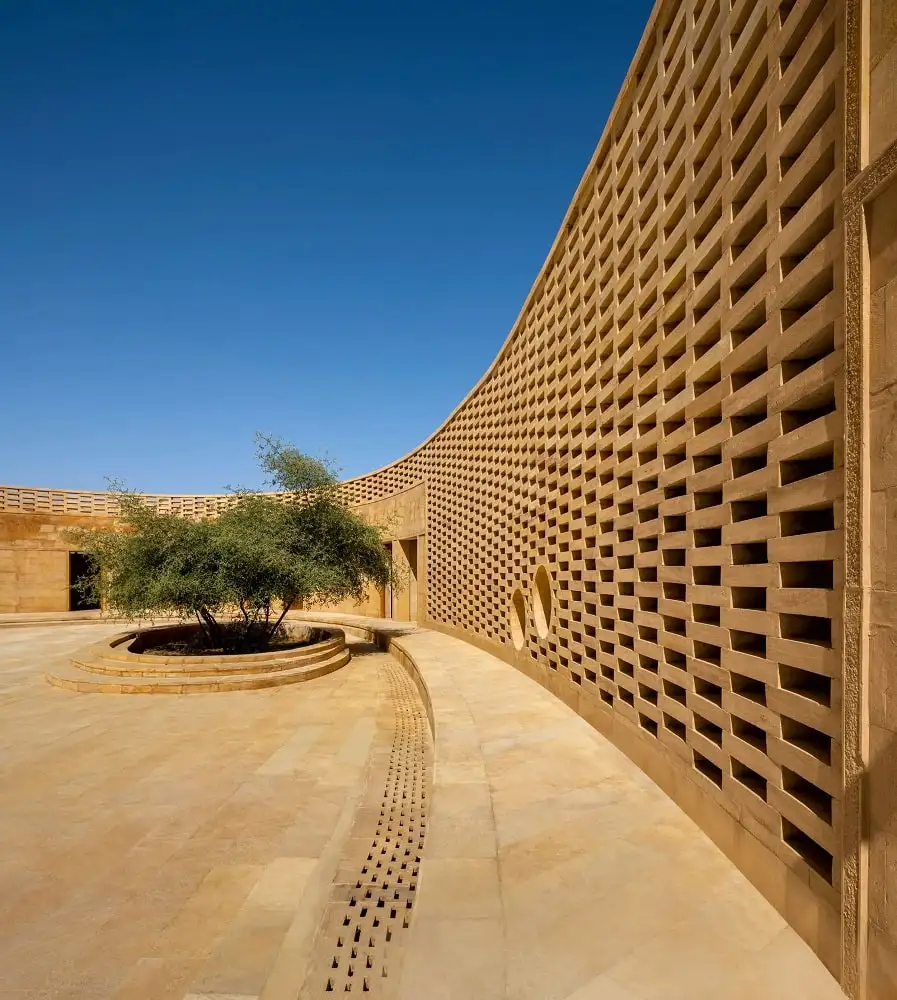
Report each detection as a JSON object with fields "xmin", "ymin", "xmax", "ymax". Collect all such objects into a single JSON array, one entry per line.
[{"xmin": 1, "ymin": 0, "xmax": 653, "ymax": 493}]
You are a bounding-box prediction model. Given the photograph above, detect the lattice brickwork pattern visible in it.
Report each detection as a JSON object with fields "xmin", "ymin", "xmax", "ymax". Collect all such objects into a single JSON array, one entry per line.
[
  {"xmin": 0, "ymin": 0, "xmax": 845, "ymax": 921},
  {"xmin": 0, "ymin": 487, "xmax": 237, "ymax": 519},
  {"xmin": 0, "ymin": 474, "xmax": 422, "ymax": 517},
  {"xmin": 363, "ymin": 0, "xmax": 846, "ymax": 904}
]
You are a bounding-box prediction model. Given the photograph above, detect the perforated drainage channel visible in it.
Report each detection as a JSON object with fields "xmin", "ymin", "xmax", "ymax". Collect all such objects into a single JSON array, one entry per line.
[{"xmin": 308, "ymin": 658, "xmax": 431, "ymax": 997}]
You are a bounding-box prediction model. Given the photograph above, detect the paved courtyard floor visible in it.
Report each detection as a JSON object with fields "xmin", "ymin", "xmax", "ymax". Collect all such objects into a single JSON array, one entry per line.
[
  {"xmin": 0, "ymin": 623, "xmax": 402, "ymax": 1000},
  {"xmin": 0, "ymin": 621, "xmax": 844, "ymax": 1000}
]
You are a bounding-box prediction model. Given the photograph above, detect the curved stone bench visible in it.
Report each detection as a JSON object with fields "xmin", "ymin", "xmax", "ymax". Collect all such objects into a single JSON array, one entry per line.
[
  {"xmin": 46, "ymin": 624, "xmax": 350, "ymax": 694},
  {"xmin": 295, "ymin": 613, "xmax": 843, "ymax": 1000}
]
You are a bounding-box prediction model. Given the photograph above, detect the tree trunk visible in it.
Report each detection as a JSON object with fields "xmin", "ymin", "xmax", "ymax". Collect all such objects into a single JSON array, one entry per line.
[
  {"xmin": 268, "ymin": 599, "xmax": 294, "ymax": 642},
  {"xmin": 198, "ymin": 607, "xmax": 222, "ymax": 649},
  {"xmin": 194, "ymin": 611, "xmax": 213, "ymax": 647}
]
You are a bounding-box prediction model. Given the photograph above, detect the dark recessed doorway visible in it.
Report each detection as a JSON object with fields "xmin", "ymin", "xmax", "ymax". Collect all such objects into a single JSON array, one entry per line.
[{"xmin": 69, "ymin": 552, "xmax": 99, "ymax": 611}]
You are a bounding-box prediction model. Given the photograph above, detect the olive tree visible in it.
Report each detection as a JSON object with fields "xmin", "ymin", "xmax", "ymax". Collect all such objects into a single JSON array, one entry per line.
[{"xmin": 68, "ymin": 436, "xmax": 394, "ymax": 652}]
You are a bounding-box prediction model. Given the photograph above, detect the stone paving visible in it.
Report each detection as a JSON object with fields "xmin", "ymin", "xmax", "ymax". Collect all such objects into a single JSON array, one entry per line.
[
  {"xmin": 388, "ymin": 626, "xmax": 845, "ymax": 1000},
  {"xmin": 0, "ymin": 620, "xmax": 845, "ymax": 999},
  {"xmin": 0, "ymin": 623, "xmax": 394, "ymax": 1000}
]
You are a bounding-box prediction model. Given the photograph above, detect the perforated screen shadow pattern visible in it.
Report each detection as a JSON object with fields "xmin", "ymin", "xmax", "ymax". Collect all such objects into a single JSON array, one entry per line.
[
  {"xmin": 305, "ymin": 660, "xmax": 430, "ymax": 997},
  {"xmin": 340, "ymin": 0, "xmax": 845, "ymax": 904}
]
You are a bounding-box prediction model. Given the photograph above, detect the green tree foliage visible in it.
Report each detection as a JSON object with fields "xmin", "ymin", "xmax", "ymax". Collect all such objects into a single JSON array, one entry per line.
[{"xmin": 68, "ymin": 436, "xmax": 394, "ymax": 652}]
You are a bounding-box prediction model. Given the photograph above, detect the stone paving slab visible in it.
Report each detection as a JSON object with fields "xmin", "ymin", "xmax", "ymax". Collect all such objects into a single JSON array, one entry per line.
[
  {"xmin": 0, "ymin": 623, "xmax": 391, "ymax": 1000},
  {"xmin": 293, "ymin": 613, "xmax": 846, "ymax": 1000},
  {"xmin": 0, "ymin": 617, "xmax": 848, "ymax": 999},
  {"xmin": 386, "ymin": 625, "xmax": 845, "ymax": 1000}
]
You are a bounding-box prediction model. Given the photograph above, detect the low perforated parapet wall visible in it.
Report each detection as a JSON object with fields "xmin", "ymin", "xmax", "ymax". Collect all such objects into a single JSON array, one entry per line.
[{"xmin": 2, "ymin": 0, "xmax": 897, "ymax": 996}]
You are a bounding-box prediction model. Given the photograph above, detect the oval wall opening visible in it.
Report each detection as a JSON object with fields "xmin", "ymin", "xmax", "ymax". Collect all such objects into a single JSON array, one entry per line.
[
  {"xmin": 532, "ymin": 565, "xmax": 553, "ymax": 639},
  {"xmin": 509, "ymin": 588, "xmax": 527, "ymax": 650}
]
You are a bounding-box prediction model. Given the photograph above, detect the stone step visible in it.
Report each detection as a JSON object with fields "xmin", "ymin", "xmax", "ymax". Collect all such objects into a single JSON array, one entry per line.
[
  {"xmin": 45, "ymin": 647, "xmax": 350, "ymax": 694},
  {"xmin": 70, "ymin": 635, "xmax": 345, "ymax": 677}
]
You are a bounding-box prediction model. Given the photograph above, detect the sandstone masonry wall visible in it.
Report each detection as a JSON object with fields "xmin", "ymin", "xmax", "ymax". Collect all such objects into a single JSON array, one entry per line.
[{"xmin": 2, "ymin": 1, "xmax": 896, "ymax": 996}]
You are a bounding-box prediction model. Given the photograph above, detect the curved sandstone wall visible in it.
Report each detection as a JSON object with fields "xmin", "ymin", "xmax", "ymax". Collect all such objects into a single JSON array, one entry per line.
[
  {"xmin": 4, "ymin": 0, "xmax": 897, "ymax": 995},
  {"xmin": 343, "ymin": 0, "xmax": 851, "ymax": 978}
]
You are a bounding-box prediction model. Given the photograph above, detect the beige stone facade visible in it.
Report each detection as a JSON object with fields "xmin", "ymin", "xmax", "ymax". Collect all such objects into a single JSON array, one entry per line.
[
  {"xmin": 0, "ymin": 513, "xmax": 117, "ymax": 612},
  {"xmin": 1, "ymin": 0, "xmax": 896, "ymax": 995}
]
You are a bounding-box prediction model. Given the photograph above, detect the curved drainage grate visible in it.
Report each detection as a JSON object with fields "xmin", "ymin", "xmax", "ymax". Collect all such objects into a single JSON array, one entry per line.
[{"xmin": 317, "ymin": 658, "xmax": 431, "ymax": 996}]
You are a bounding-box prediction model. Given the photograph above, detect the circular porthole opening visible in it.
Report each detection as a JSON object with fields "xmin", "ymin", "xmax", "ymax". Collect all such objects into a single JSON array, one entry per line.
[
  {"xmin": 532, "ymin": 565, "xmax": 553, "ymax": 639},
  {"xmin": 509, "ymin": 588, "xmax": 526, "ymax": 650}
]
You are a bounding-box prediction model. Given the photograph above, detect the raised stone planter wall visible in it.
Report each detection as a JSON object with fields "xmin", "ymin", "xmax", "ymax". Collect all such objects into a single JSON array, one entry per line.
[{"xmin": 46, "ymin": 623, "xmax": 350, "ymax": 693}]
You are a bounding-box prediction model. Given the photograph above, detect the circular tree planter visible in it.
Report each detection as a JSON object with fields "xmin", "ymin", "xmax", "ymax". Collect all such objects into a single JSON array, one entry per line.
[{"xmin": 47, "ymin": 622, "xmax": 351, "ymax": 694}]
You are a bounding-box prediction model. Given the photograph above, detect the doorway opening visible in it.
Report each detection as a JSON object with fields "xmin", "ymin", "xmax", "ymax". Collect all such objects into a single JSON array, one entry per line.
[
  {"xmin": 382, "ymin": 542, "xmax": 394, "ymax": 618},
  {"xmin": 69, "ymin": 552, "xmax": 100, "ymax": 611},
  {"xmin": 399, "ymin": 538, "xmax": 419, "ymax": 621}
]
